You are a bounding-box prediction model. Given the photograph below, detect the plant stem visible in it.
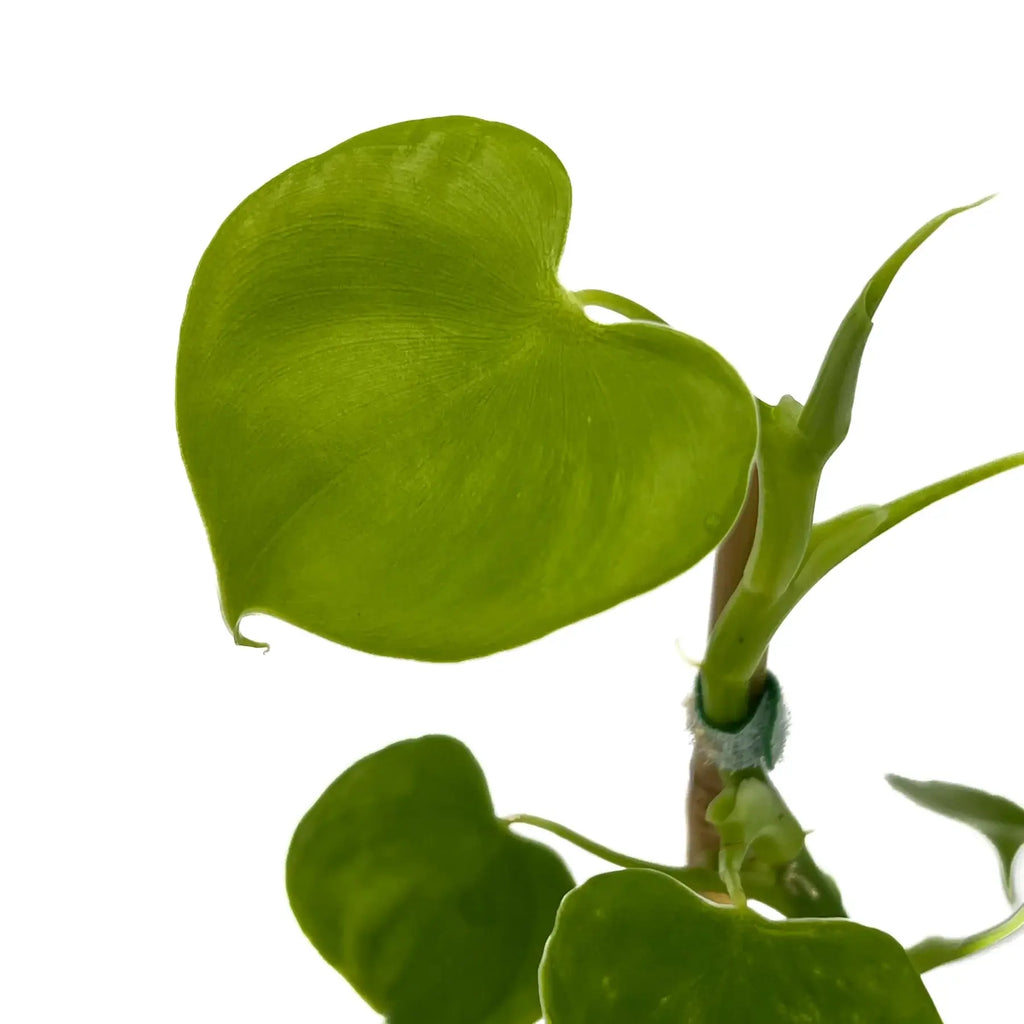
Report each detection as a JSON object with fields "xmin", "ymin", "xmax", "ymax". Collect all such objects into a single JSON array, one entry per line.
[
  {"xmin": 505, "ymin": 811, "xmax": 832, "ymax": 918},
  {"xmin": 687, "ymin": 469, "xmax": 767, "ymax": 869},
  {"xmin": 907, "ymin": 901, "xmax": 1024, "ymax": 973},
  {"xmin": 503, "ymin": 813, "xmax": 722, "ymax": 892},
  {"xmin": 571, "ymin": 289, "xmax": 668, "ymax": 324}
]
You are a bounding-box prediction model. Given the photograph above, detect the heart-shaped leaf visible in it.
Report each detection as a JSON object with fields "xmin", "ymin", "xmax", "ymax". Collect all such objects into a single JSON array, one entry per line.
[
  {"xmin": 177, "ymin": 115, "xmax": 757, "ymax": 658},
  {"xmin": 540, "ymin": 869, "xmax": 941, "ymax": 1023},
  {"xmin": 887, "ymin": 774, "xmax": 1024, "ymax": 902},
  {"xmin": 286, "ymin": 735, "xmax": 573, "ymax": 1024}
]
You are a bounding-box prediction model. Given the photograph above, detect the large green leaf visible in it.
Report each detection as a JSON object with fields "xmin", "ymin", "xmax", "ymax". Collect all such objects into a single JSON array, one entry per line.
[
  {"xmin": 177, "ymin": 115, "xmax": 756, "ymax": 658},
  {"xmin": 887, "ymin": 774, "xmax": 1024, "ymax": 902},
  {"xmin": 286, "ymin": 735, "xmax": 573, "ymax": 1024},
  {"xmin": 540, "ymin": 869, "xmax": 942, "ymax": 1024}
]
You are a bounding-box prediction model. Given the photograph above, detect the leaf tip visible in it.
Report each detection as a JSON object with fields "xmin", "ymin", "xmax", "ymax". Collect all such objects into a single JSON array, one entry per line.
[{"xmin": 232, "ymin": 618, "xmax": 270, "ymax": 652}]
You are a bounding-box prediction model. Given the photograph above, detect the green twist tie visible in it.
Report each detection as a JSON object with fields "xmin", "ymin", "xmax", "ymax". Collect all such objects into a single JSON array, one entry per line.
[{"xmin": 690, "ymin": 671, "xmax": 788, "ymax": 771}]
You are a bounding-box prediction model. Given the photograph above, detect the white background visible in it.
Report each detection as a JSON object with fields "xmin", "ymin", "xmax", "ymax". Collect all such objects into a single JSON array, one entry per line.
[{"xmin": 4, "ymin": 1, "xmax": 1022, "ymax": 1021}]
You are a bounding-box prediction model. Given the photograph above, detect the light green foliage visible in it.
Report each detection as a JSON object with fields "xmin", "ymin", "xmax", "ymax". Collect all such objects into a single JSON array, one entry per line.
[
  {"xmin": 539, "ymin": 870, "xmax": 942, "ymax": 1023},
  {"xmin": 177, "ymin": 115, "xmax": 756, "ymax": 659},
  {"xmin": 286, "ymin": 735, "xmax": 573, "ymax": 1024},
  {"xmin": 799, "ymin": 197, "xmax": 992, "ymax": 461},
  {"xmin": 700, "ymin": 199, "xmax": 1021, "ymax": 717},
  {"xmin": 704, "ymin": 451, "xmax": 1024, "ymax": 706},
  {"xmin": 887, "ymin": 775, "xmax": 1024, "ymax": 902},
  {"xmin": 177, "ymin": 116, "xmax": 1024, "ymax": 1020},
  {"xmin": 703, "ymin": 774, "xmax": 845, "ymax": 917},
  {"xmin": 708, "ymin": 776, "xmax": 807, "ymax": 904},
  {"xmin": 746, "ymin": 396, "xmax": 821, "ymax": 600}
]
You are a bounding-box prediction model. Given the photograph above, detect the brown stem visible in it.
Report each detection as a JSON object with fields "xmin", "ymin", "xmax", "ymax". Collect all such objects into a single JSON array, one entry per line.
[{"xmin": 686, "ymin": 468, "xmax": 768, "ymax": 868}]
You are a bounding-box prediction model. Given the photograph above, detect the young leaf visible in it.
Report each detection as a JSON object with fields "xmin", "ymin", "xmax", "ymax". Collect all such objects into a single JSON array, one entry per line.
[
  {"xmin": 887, "ymin": 774, "xmax": 1024, "ymax": 902},
  {"xmin": 799, "ymin": 196, "xmax": 993, "ymax": 461},
  {"xmin": 540, "ymin": 869, "xmax": 941, "ymax": 1023},
  {"xmin": 177, "ymin": 115, "xmax": 757, "ymax": 658},
  {"xmin": 702, "ymin": 198, "xmax": 1010, "ymax": 711},
  {"xmin": 286, "ymin": 735, "xmax": 573, "ymax": 1024},
  {"xmin": 704, "ymin": 773, "xmax": 846, "ymax": 916},
  {"xmin": 707, "ymin": 776, "xmax": 806, "ymax": 867},
  {"xmin": 906, "ymin": 901, "xmax": 1024, "ymax": 973}
]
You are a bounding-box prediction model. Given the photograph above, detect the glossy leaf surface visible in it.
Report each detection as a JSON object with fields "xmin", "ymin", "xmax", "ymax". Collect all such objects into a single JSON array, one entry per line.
[
  {"xmin": 286, "ymin": 735, "xmax": 573, "ymax": 1024},
  {"xmin": 177, "ymin": 115, "xmax": 756, "ymax": 658},
  {"xmin": 702, "ymin": 197, "xmax": 1010, "ymax": 714},
  {"xmin": 540, "ymin": 869, "xmax": 941, "ymax": 1023},
  {"xmin": 887, "ymin": 774, "xmax": 1024, "ymax": 902}
]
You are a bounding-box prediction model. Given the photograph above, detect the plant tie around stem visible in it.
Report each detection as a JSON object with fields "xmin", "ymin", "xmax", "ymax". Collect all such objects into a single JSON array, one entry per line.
[{"xmin": 688, "ymin": 672, "xmax": 788, "ymax": 771}]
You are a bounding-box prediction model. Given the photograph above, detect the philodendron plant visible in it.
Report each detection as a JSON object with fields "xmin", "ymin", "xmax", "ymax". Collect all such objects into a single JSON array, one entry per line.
[{"xmin": 177, "ymin": 116, "xmax": 1023, "ymax": 1022}]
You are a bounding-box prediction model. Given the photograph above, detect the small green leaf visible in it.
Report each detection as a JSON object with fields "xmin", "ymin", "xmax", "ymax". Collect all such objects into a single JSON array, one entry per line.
[
  {"xmin": 799, "ymin": 196, "xmax": 993, "ymax": 461},
  {"xmin": 286, "ymin": 735, "xmax": 573, "ymax": 1024},
  {"xmin": 887, "ymin": 774, "xmax": 1024, "ymax": 902},
  {"xmin": 540, "ymin": 869, "xmax": 941, "ymax": 1023},
  {"xmin": 707, "ymin": 775, "xmax": 818, "ymax": 911},
  {"xmin": 707, "ymin": 776, "xmax": 806, "ymax": 867},
  {"xmin": 907, "ymin": 901, "xmax": 1024, "ymax": 973},
  {"xmin": 177, "ymin": 115, "xmax": 757, "ymax": 658}
]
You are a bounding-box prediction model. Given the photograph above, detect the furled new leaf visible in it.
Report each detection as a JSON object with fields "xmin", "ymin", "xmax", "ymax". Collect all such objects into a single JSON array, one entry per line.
[
  {"xmin": 540, "ymin": 869, "xmax": 941, "ymax": 1023},
  {"xmin": 707, "ymin": 776, "xmax": 806, "ymax": 867},
  {"xmin": 177, "ymin": 115, "xmax": 757, "ymax": 659},
  {"xmin": 799, "ymin": 196, "xmax": 992, "ymax": 461},
  {"xmin": 887, "ymin": 774, "xmax": 1024, "ymax": 902},
  {"xmin": 286, "ymin": 735, "xmax": 573, "ymax": 1024}
]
